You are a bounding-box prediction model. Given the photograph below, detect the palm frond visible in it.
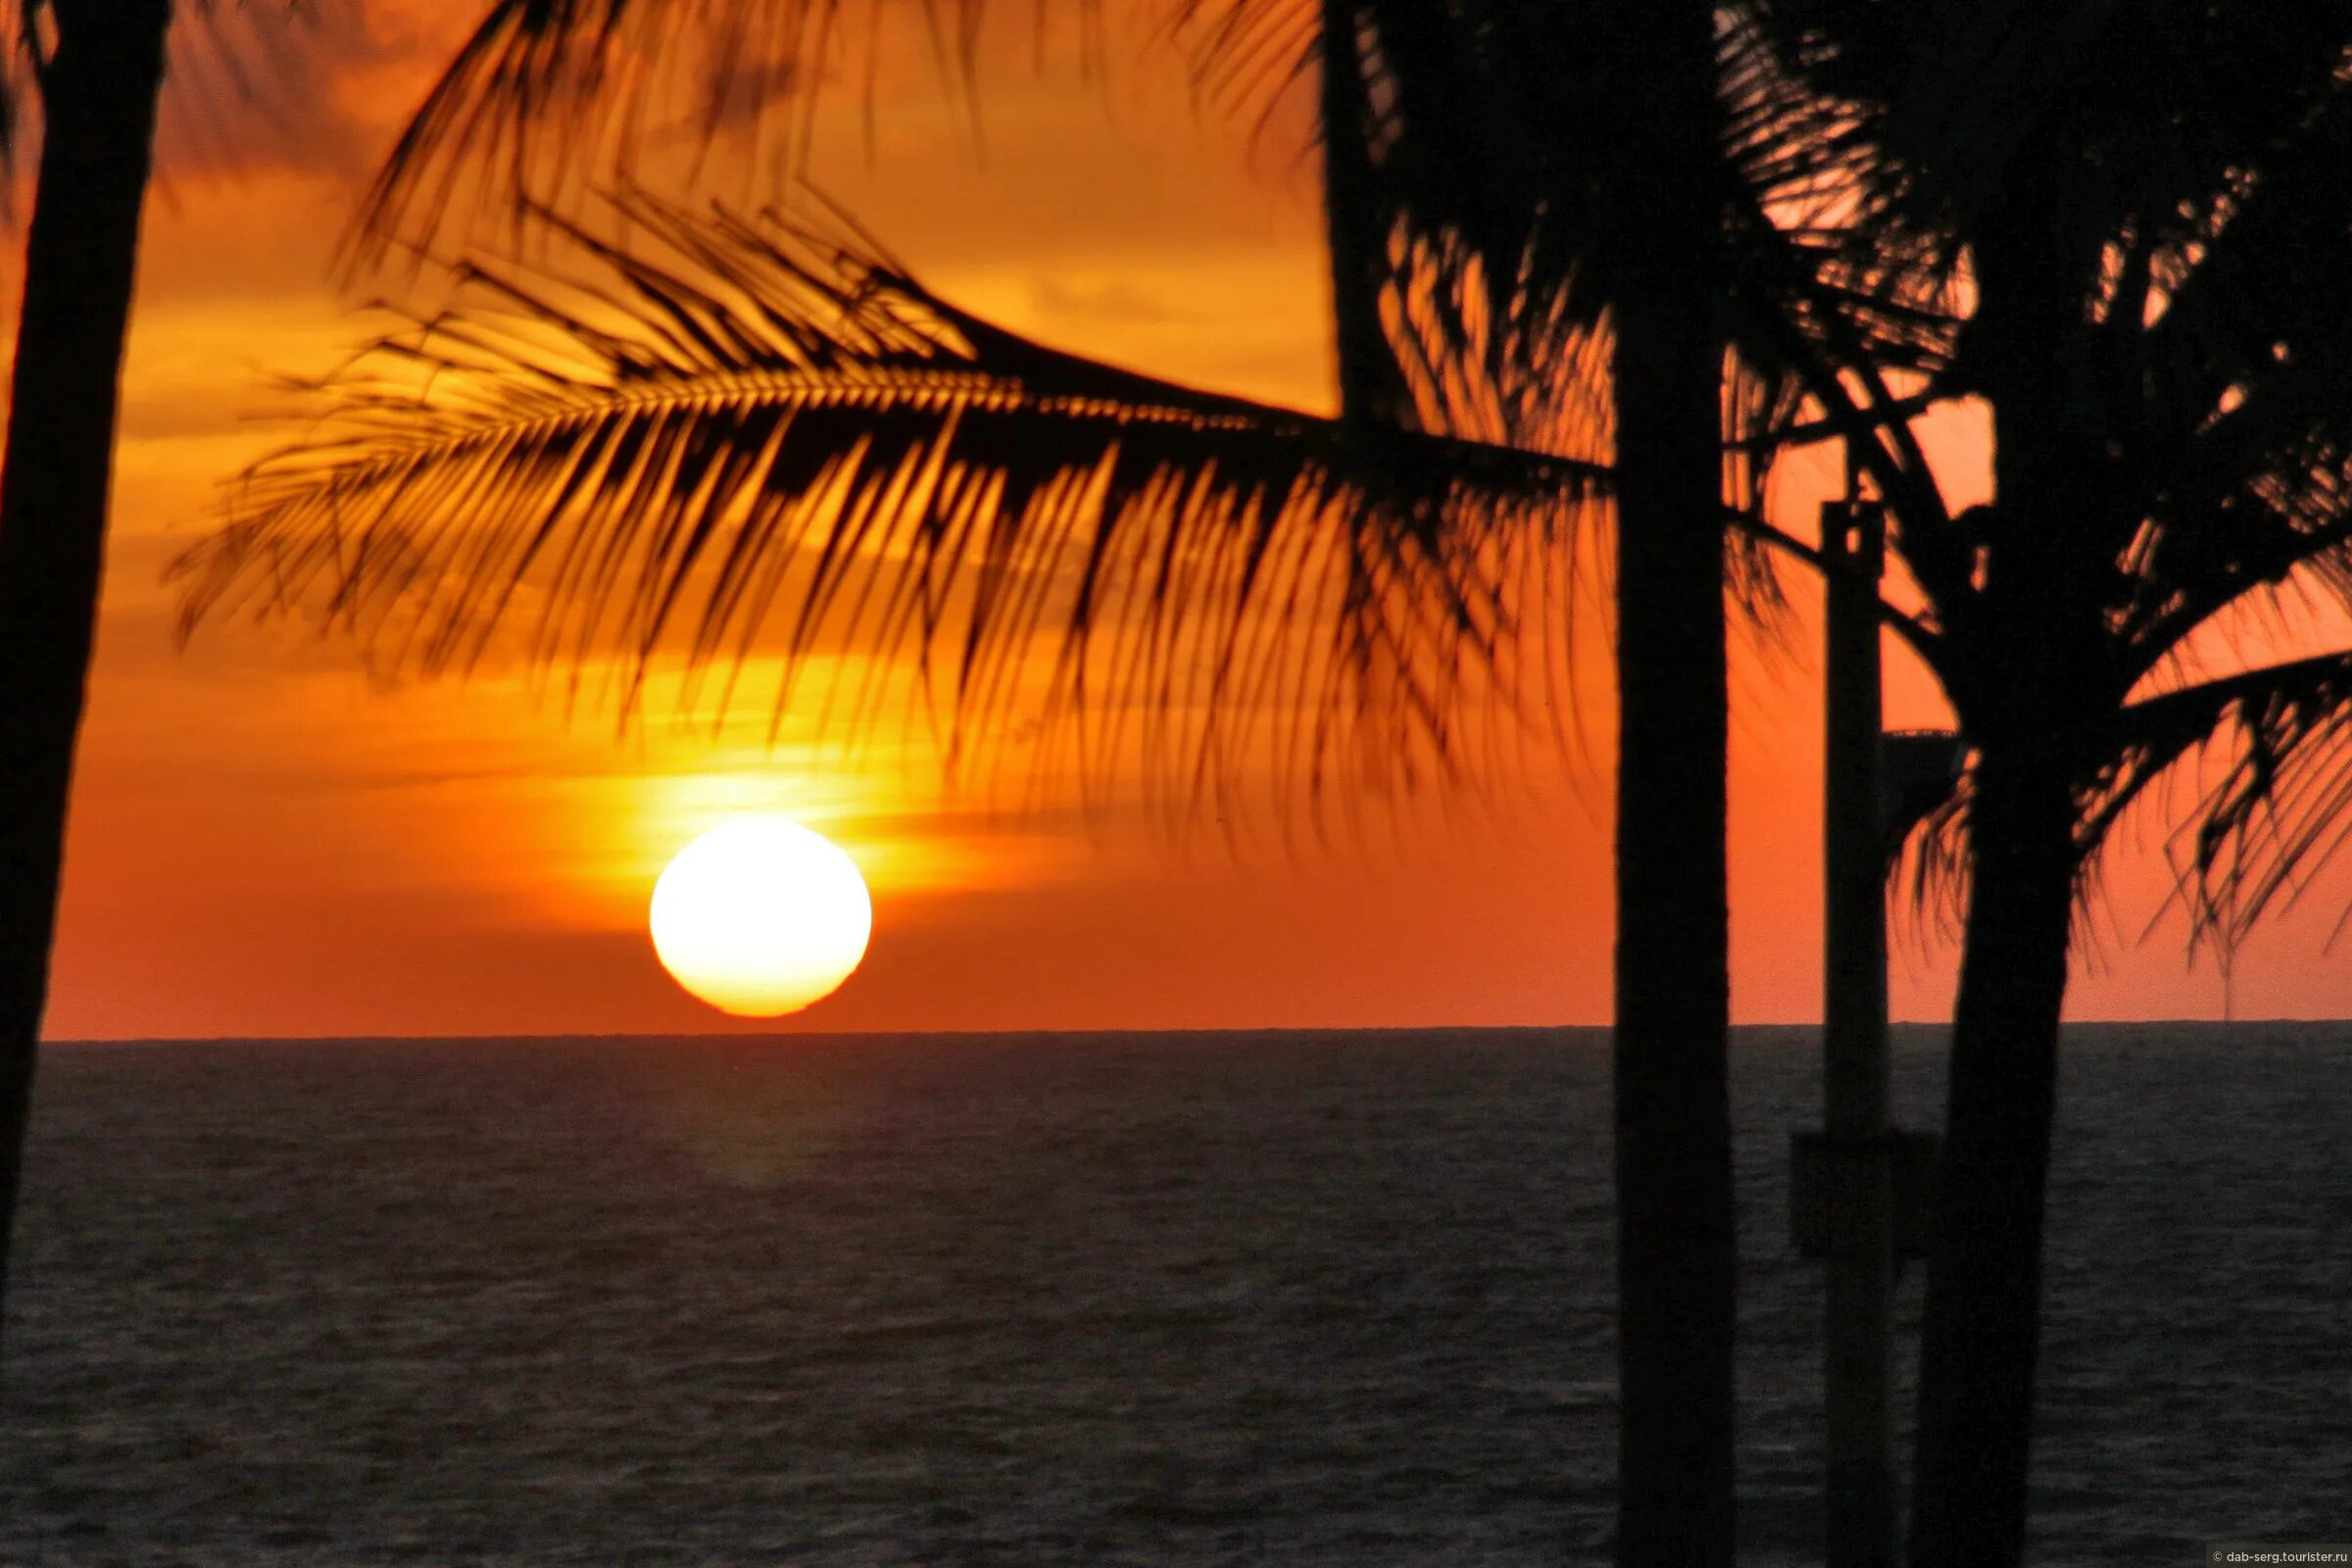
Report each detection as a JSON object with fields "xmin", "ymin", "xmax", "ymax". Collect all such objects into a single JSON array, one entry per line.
[
  {"xmin": 353, "ymin": 0, "xmax": 1051, "ymax": 268},
  {"xmin": 2112, "ymin": 448, "xmax": 2352, "ymax": 699},
  {"xmin": 1754, "ymin": 1, "xmax": 2351, "ymax": 280},
  {"xmin": 1889, "ymin": 752, "xmax": 1975, "ymax": 945},
  {"xmin": 1180, "ymin": 0, "xmax": 1960, "ymax": 616},
  {"xmin": 1893, "ymin": 641, "xmax": 2352, "ymax": 957},
  {"xmin": 2079, "ymin": 650, "xmax": 2352, "ymax": 955},
  {"xmin": 2097, "ymin": 95, "xmax": 2352, "ymax": 682},
  {"xmin": 175, "ymin": 191, "xmax": 1605, "ymax": 812}
]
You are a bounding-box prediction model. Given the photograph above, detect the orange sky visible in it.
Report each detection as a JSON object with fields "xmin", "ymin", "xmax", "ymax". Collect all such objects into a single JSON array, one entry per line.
[{"xmin": 24, "ymin": 3, "xmax": 2347, "ymax": 1039}]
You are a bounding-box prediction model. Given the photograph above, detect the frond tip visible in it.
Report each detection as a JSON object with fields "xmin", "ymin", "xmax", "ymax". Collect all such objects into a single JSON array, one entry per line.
[
  {"xmin": 173, "ymin": 192, "xmax": 1605, "ymax": 810},
  {"xmin": 2094, "ymin": 651, "xmax": 2352, "ymax": 955}
]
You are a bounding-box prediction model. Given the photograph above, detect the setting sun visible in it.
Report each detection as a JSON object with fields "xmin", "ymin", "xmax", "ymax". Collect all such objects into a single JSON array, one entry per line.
[{"xmin": 648, "ymin": 820, "xmax": 874, "ymax": 1017}]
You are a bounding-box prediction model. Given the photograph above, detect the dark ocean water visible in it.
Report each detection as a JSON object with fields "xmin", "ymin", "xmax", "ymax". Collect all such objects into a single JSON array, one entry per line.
[{"xmin": 0, "ymin": 1024, "xmax": 2343, "ymax": 1566}]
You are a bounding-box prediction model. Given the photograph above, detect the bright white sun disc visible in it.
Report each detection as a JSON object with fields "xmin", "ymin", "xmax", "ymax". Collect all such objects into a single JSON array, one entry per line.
[{"xmin": 649, "ymin": 819, "xmax": 873, "ymax": 1016}]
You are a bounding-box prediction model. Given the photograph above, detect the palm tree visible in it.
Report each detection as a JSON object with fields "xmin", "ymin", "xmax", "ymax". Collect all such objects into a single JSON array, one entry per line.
[
  {"xmin": 1755, "ymin": 5, "xmax": 2352, "ymax": 1560},
  {"xmin": 4, "ymin": 39, "xmax": 1761, "ymax": 1565},
  {"xmin": 0, "ymin": 0, "xmax": 176, "ymax": 1329},
  {"xmin": 1283, "ymin": 7, "xmax": 1944, "ymax": 1555},
  {"xmin": 1344, "ymin": 14, "xmax": 2352, "ymax": 1561},
  {"xmin": 1337, "ymin": 14, "xmax": 1743, "ymax": 1556},
  {"xmin": 1201, "ymin": 11, "xmax": 1749, "ymax": 1547}
]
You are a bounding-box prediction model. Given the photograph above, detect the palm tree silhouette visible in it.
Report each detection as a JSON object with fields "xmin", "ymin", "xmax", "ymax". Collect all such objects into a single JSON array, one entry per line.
[
  {"xmin": 1189, "ymin": 8, "xmax": 1945, "ymax": 1555},
  {"xmin": 1309, "ymin": 8, "xmax": 1759, "ymax": 1558},
  {"xmin": 1761, "ymin": 6, "xmax": 2352, "ymax": 1561},
  {"xmin": 0, "ymin": 0, "xmax": 178, "ymax": 1343}
]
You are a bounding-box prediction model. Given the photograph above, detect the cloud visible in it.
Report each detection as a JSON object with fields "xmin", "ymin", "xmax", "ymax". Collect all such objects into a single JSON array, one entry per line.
[{"xmin": 1029, "ymin": 276, "xmax": 1208, "ymax": 327}]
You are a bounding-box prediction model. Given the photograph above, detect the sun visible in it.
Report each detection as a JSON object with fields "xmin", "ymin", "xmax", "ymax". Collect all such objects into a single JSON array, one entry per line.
[{"xmin": 649, "ymin": 819, "xmax": 873, "ymax": 1016}]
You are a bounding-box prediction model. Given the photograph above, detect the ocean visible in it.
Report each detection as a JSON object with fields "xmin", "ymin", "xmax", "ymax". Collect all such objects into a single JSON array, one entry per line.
[{"xmin": 0, "ymin": 1024, "xmax": 2343, "ymax": 1565}]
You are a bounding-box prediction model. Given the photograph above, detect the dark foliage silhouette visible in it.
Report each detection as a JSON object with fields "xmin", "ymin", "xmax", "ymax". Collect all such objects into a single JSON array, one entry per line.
[
  {"xmin": 1757, "ymin": 6, "xmax": 2352, "ymax": 1561},
  {"xmin": 175, "ymin": 194, "xmax": 1604, "ymax": 804},
  {"xmin": 0, "ymin": 0, "xmax": 174, "ymax": 1345}
]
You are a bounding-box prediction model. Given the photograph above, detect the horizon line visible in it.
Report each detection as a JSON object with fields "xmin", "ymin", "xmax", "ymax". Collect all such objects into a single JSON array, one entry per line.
[{"xmin": 39, "ymin": 1016, "xmax": 2341, "ymax": 1047}]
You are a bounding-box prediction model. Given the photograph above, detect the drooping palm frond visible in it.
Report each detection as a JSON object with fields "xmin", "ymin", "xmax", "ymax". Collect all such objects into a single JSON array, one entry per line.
[
  {"xmin": 353, "ymin": 0, "xmax": 1054, "ymax": 267},
  {"xmin": 2097, "ymin": 98, "xmax": 2352, "ymax": 687},
  {"xmin": 1890, "ymin": 630, "xmax": 2352, "ymax": 953},
  {"xmin": 1184, "ymin": 1, "xmax": 1931, "ymax": 432},
  {"xmin": 2081, "ymin": 650, "xmax": 2352, "ymax": 954},
  {"xmin": 175, "ymin": 191, "xmax": 1605, "ymax": 811},
  {"xmin": 1755, "ymin": 1, "xmax": 2351, "ymax": 273},
  {"xmin": 1902, "ymin": 642, "xmax": 2352, "ymax": 958}
]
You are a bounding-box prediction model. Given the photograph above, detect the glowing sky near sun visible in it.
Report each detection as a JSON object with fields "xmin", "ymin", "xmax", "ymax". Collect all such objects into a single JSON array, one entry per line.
[{"xmin": 19, "ymin": 1, "xmax": 2346, "ymax": 1039}]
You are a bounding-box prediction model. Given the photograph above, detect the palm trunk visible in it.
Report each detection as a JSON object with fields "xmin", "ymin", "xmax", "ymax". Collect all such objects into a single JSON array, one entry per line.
[
  {"xmin": 1903, "ymin": 743, "xmax": 2077, "ymax": 1567},
  {"xmin": 1610, "ymin": 117, "xmax": 1737, "ymax": 1568},
  {"xmin": 1901, "ymin": 175, "xmax": 2086, "ymax": 1563},
  {"xmin": 1317, "ymin": 0, "xmax": 1413, "ymax": 432},
  {"xmin": 1312, "ymin": 14, "xmax": 1742, "ymax": 1553},
  {"xmin": 0, "ymin": 0, "xmax": 175, "ymax": 1339}
]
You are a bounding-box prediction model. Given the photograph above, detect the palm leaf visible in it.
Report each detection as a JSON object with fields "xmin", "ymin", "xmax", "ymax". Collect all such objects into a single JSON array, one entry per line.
[
  {"xmin": 354, "ymin": 0, "xmax": 1031, "ymax": 265},
  {"xmin": 1196, "ymin": 2, "xmax": 1916, "ymax": 430},
  {"xmin": 1756, "ymin": 1, "xmax": 2349, "ymax": 264},
  {"xmin": 175, "ymin": 191, "xmax": 1605, "ymax": 809},
  {"xmin": 2083, "ymin": 650, "xmax": 2352, "ymax": 953},
  {"xmin": 2099, "ymin": 99, "xmax": 2352, "ymax": 684},
  {"xmin": 1896, "ymin": 644, "xmax": 2352, "ymax": 960}
]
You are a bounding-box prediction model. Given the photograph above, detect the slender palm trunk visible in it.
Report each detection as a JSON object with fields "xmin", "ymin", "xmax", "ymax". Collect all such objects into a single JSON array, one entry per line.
[
  {"xmin": 0, "ymin": 0, "xmax": 175, "ymax": 1338},
  {"xmin": 1317, "ymin": 1, "xmax": 1412, "ymax": 433},
  {"xmin": 1904, "ymin": 743, "xmax": 2075, "ymax": 1566},
  {"xmin": 1903, "ymin": 185, "xmax": 2086, "ymax": 1563},
  {"xmin": 1609, "ymin": 13, "xmax": 1736, "ymax": 1546}
]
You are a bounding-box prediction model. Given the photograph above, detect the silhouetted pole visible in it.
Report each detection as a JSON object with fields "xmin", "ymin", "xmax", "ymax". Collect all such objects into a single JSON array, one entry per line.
[{"xmin": 1820, "ymin": 494, "xmax": 1897, "ymax": 1567}]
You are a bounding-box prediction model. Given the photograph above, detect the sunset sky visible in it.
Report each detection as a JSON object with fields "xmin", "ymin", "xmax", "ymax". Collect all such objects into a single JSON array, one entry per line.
[{"xmin": 26, "ymin": 2, "xmax": 2345, "ymax": 1039}]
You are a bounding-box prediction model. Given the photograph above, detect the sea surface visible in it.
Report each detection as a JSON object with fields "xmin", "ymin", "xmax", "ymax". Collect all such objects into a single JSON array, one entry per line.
[{"xmin": 0, "ymin": 1024, "xmax": 2344, "ymax": 1565}]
